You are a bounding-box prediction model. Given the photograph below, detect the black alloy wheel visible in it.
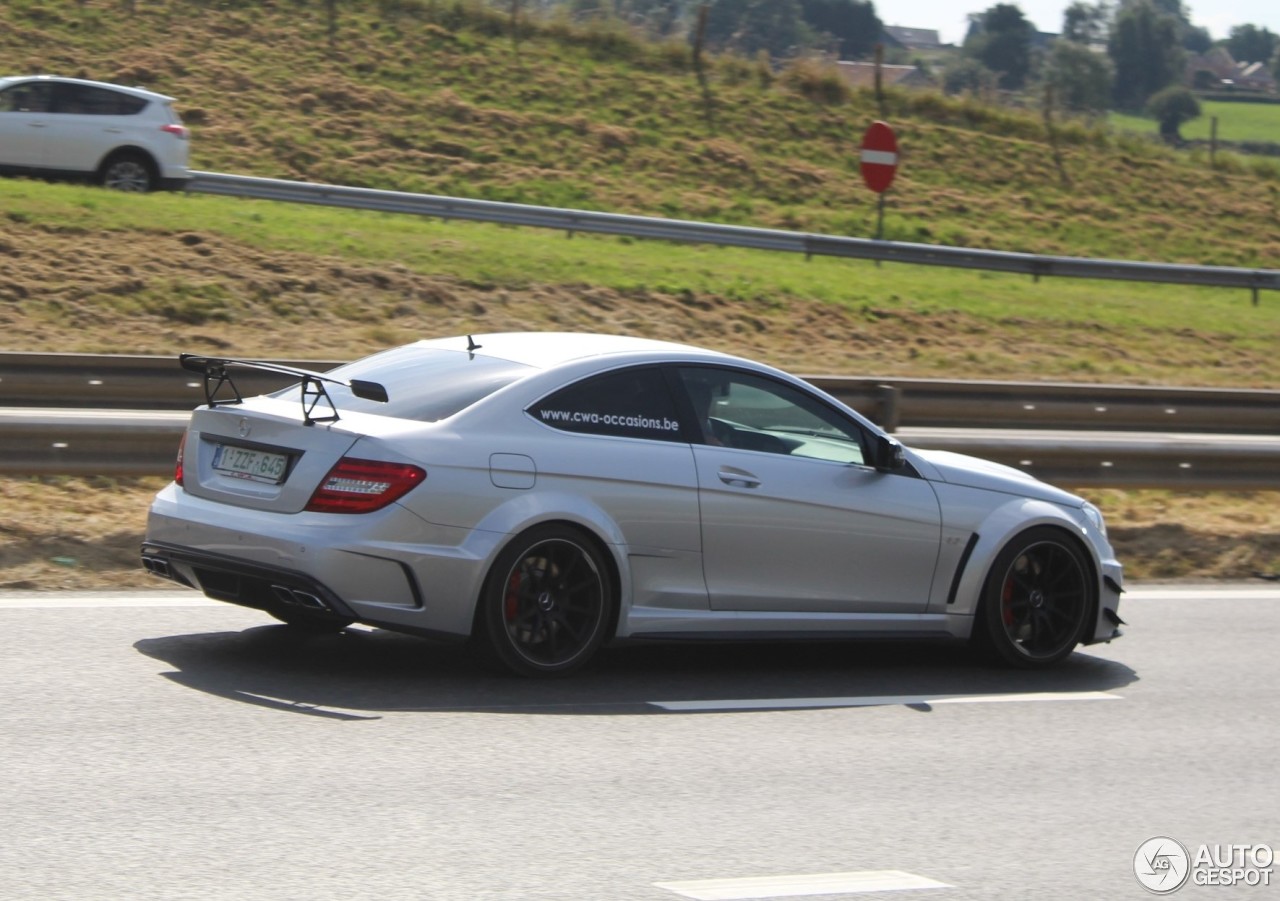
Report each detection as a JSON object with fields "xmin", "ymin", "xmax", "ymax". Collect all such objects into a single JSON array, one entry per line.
[
  {"xmin": 478, "ymin": 526, "xmax": 612, "ymax": 677},
  {"xmin": 978, "ymin": 527, "xmax": 1093, "ymax": 668}
]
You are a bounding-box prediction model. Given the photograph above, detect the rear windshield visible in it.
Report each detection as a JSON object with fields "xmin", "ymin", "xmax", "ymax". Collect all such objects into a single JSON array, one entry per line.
[{"xmin": 273, "ymin": 345, "xmax": 533, "ymax": 422}]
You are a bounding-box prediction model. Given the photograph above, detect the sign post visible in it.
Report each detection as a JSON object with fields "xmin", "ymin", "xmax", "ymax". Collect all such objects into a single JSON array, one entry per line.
[{"xmin": 859, "ymin": 120, "xmax": 898, "ymax": 241}]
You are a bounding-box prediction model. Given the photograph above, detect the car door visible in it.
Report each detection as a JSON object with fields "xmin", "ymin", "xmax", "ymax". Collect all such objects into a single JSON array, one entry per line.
[
  {"xmin": 526, "ymin": 365, "xmax": 707, "ymax": 613},
  {"xmin": 674, "ymin": 366, "xmax": 943, "ymax": 614},
  {"xmin": 0, "ymin": 81, "xmax": 53, "ymax": 168},
  {"xmin": 44, "ymin": 82, "xmax": 143, "ymax": 172}
]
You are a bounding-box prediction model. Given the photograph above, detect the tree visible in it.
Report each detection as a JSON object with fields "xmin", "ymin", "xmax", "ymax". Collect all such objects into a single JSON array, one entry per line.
[
  {"xmin": 963, "ymin": 3, "xmax": 1035, "ymax": 90},
  {"xmin": 1180, "ymin": 24, "xmax": 1210, "ymax": 53},
  {"xmin": 1146, "ymin": 84, "xmax": 1199, "ymax": 141},
  {"xmin": 797, "ymin": 0, "xmax": 881, "ymax": 60},
  {"xmin": 941, "ymin": 56, "xmax": 998, "ymax": 96},
  {"xmin": 1108, "ymin": 0, "xmax": 1184, "ymax": 110},
  {"xmin": 1062, "ymin": 1, "xmax": 1109, "ymax": 45},
  {"xmin": 704, "ymin": 0, "xmax": 811, "ymax": 57},
  {"xmin": 1226, "ymin": 24, "xmax": 1279, "ymax": 63},
  {"xmin": 1044, "ymin": 38, "xmax": 1114, "ymax": 114}
]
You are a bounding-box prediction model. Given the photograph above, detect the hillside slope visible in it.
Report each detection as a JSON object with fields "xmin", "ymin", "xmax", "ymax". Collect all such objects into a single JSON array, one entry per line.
[{"xmin": 2, "ymin": 0, "xmax": 1277, "ymax": 268}]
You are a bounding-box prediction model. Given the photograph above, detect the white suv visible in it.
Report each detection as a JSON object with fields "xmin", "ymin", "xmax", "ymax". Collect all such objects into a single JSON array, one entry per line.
[{"xmin": 0, "ymin": 75, "xmax": 190, "ymax": 192}]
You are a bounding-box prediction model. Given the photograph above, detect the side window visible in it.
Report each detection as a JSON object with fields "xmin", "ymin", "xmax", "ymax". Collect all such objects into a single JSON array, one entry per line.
[
  {"xmin": 529, "ymin": 367, "xmax": 685, "ymax": 442},
  {"xmin": 2, "ymin": 83, "xmax": 52, "ymax": 112},
  {"xmin": 54, "ymin": 84, "xmax": 146, "ymax": 115},
  {"xmin": 676, "ymin": 367, "xmax": 868, "ymax": 465}
]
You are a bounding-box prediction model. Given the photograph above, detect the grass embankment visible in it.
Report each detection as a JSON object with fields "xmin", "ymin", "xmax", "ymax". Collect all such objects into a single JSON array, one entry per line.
[
  {"xmin": 0, "ymin": 0, "xmax": 1278, "ymax": 586},
  {"xmin": 1110, "ymin": 99, "xmax": 1280, "ymax": 145}
]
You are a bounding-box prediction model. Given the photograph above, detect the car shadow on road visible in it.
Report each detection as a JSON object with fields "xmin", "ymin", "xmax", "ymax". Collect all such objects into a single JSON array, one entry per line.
[{"xmin": 134, "ymin": 624, "xmax": 1138, "ymax": 720}]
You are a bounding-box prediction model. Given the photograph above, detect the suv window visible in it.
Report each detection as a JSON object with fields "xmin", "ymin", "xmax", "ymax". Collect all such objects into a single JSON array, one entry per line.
[
  {"xmin": 676, "ymin": 367, "xmax": 868, "ymax": 464},
  {"xmin": 1, "ymin": 82, "xmax": 52, "ymax": 113},
  {"xmin": 53, "ymin": 83, "xmax": 147, "ymax": 116},
  {"xmin": 530, "ymin": 367, "xmax": 684, "ymax": 442}
]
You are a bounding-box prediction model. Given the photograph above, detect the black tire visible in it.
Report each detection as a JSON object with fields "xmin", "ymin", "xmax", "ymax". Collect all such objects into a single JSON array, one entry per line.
[
  {"xmin": 474, "ymin": 525, "xmax": 613, "ymax": 677},
  {"xmin": 976, "ymin": 527, "xmax": 1094, "ymax": 668},
  {"xmin": 99, "ymin": 151, "xmax": 155, "ymax": 192},
  {"xmin": 268, "ymin": 606, "xmax": 353, "ymax": 634}
]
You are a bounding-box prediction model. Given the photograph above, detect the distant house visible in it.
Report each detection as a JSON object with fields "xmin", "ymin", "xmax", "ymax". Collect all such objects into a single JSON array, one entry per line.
[
  {"xmin": 1186, "ymin": 47, "xmax": 1277, "ymax": 93},
  {"xmin": 1235, "ymin": 60, "xmax": 1277, "ymax": 93},
  {"xmin": 835, "ymin": 60, "xmax": 935, "ymax": 90},
  {"xmin": 881, "ymin": 26, "xmax": 945, "ymax": 51}
]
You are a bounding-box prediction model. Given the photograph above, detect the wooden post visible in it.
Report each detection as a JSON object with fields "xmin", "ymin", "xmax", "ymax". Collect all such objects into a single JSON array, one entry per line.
[{"xmin": 874, "ymin": 43, "xmax": 886, "ymax": 119}]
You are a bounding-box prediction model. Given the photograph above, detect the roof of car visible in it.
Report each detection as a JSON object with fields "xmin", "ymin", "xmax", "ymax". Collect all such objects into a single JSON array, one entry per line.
[
  {"xmin": 414, "ymin": 332, "xmax": 736, "ymax": 370},
  {"xmin": 0, "ymin": 75, "xmax": 176, "ymax": 103}
]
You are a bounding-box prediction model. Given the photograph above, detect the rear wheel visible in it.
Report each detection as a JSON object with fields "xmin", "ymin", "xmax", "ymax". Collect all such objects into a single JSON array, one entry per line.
[
  {"xmin": 475, "ymin": 525, "xmax": 613, "ymax": 677},
  {"xmin": 99, "ymin": 151, "xmax": 154, "ymax": 192},
  {"xmin": 977, "ymin": 528, "xmax": 1093, "ymax": 668}
]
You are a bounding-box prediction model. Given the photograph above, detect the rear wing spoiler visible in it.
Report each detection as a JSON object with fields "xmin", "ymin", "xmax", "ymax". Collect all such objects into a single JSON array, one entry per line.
[{"xmin": 179, "ymin": 354, "xmax": 388, "ymax": 426}]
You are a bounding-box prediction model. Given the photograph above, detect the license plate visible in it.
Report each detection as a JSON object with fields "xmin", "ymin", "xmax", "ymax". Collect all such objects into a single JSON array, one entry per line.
[{"xmin": 212, "ymin": 444, "xmax": 289, "ymax": 484}]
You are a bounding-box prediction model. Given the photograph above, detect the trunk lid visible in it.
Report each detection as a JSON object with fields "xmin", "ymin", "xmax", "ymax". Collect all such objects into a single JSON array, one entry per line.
[{"xmin": 180, "ymin": 398, "xmax": 362, "ymax": 513}]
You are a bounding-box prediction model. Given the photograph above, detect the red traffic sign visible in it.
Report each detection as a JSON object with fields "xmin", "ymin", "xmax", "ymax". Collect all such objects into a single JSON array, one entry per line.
[{"xmin": 859, "ymin": 121, "xmax": 898, "ymax": 193}]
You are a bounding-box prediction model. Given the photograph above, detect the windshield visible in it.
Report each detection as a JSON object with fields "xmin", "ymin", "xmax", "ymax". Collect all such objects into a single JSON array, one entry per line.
[{"xmin": 273, "ymin": 345, "xmax": 534, "ymax": 422}]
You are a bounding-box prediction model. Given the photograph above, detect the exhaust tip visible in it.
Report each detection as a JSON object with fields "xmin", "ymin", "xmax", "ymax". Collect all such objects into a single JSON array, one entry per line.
[
  {"xmin": 270, "ymin": 585, "xmax": 331, "ymax": 612},
  {"xmin": 141, "ymin": 555, "xmax": 172, "ymax": 579}
]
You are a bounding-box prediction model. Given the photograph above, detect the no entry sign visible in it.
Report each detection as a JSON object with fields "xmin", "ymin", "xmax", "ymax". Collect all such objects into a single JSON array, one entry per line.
[{"xmin": 860, "ymin": 121, "xmax": 898, "ymax": 193}]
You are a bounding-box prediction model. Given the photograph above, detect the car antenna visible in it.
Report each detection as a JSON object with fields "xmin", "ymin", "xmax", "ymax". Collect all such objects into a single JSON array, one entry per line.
[{"xmin": 466, "ymin": 335, "xmax": 482, "ymax": 352}]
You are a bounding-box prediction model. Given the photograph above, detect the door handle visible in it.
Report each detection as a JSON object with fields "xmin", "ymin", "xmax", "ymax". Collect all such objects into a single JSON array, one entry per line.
[{"xmin": 718, "ymin": 468, "xmax": 760, "ymax": 488}]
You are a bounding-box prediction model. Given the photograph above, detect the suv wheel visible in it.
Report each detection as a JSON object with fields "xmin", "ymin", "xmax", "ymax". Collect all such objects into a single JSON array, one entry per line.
[{"xmin": 99, "ymin": 152, "xmax": 155, "ymax": 192}]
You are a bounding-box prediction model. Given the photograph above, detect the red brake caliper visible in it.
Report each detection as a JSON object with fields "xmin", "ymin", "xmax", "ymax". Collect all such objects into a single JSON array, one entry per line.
[{"xmin": 505, "ymin": 572, "xmax": 522, "ymax": 621}]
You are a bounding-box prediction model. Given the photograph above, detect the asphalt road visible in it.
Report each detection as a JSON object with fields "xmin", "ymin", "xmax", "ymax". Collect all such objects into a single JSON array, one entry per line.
[{"xmin": 0, "ymin": 584, "xmax": 1276, "ymax": 900}]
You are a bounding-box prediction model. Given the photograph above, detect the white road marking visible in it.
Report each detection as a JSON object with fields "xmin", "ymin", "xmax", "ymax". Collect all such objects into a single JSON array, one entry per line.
[
  {"xmin": 654, "ymin": 870, "xmax": 949, "ymax": 899},
  {"xmin": 1125, "ymin": 586, "xmax": 1280, "ymax": 601},
  {"xmin": 650, "ymin": 691, "xmax": 1121, "ymax": 712},
  {"xmin": 0, "ymin": 592, "xmax": 221, "ymax": 608}
]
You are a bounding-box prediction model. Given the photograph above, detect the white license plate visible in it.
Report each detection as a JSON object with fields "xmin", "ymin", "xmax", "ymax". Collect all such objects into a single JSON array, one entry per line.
[{"xmin": 212, "ymin": 444, "xmax": 289, "ymax": 484}]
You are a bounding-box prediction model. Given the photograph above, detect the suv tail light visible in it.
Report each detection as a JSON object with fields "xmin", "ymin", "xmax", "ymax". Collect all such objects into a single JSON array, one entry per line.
[
  {"xmin": 174, "ymin": 432, "xmax": 187, "ymax": 487},
  {"xmin": 305, "ymin": 458, "xmax": 425, "ymax": 514},
  {"xmin": 161, "ymin": 124, "xmax": 189, "ymax": 139}
]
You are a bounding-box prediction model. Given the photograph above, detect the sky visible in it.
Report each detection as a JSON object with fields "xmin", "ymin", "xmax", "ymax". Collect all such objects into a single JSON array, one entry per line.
[{"xmin": 890, "ymin": 1, "xmax": 1280, "ymax": 47}]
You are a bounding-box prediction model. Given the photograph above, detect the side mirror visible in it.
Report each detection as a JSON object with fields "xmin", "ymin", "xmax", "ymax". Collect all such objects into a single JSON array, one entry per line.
[{"xmin": 873, "ymin": 434, "xmax": 906, "ymax": 472}]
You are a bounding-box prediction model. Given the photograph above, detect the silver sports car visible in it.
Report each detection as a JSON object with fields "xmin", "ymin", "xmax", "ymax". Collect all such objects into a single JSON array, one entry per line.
[{"xmin": 142, "ymin": 332, "xmax": 1124, "ymax": 676}]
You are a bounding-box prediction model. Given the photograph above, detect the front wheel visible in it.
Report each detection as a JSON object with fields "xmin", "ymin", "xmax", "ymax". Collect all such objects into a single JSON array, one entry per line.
[
  {"xmin": 475, "ymin": 525, "xmax": 613, "ymax": 677},
  {"xmin": 976, "ymin": 528, "xmax": 1094, "ymax": 668}
]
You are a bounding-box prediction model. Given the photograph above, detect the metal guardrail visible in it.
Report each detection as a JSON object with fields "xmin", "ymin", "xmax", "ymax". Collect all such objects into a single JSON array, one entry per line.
[
  {"xmin": 1, "ymin": 408, "xmax": 1275, "ymax": 488},
  {"xmin": 3, "ymin": 352, "xmax": 1277, "ymax": 435},
  {"xmin": 186, "ymin": 171, "xmax": 1280, "ymax": 300}
]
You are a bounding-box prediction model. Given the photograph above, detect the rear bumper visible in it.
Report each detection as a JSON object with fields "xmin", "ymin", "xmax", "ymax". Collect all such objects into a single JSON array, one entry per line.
[
  {"xmin": 140, "ymin": 540, "xmax": 360, "ymax": 620},
  {"xmin": 143, "ymin": 483, "xmax": 496, "ymax": 637}
]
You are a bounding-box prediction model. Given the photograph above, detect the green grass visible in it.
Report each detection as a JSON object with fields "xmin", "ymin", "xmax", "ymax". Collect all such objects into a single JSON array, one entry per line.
[
  {"xmin": 4, "ymin": 177, "xmax": 1277, "ymax": 388},
  {"xmin": 1110, "ymin": 99, "xmax": 1280, "ymax": 144},
  {"xmin": 1, "ymin": 0, "xmax": 1278, "ymax": 270},
  {"xmin": 0, "ymin": 1, "xmax": 1278, "ymax": 388}
]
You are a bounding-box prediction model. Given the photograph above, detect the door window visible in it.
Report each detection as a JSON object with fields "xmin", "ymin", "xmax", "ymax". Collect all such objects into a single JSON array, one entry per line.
[
  {"xmin": 676, "ymin": 367, "xmax": 868, "ymax": 464},
  {"xmin": 52, "ymin": 83, "xmax": 147, "ymax": 116},
  {"xmin": 1, "ymin": 82, "xmax": 52, "ymax": 112}
]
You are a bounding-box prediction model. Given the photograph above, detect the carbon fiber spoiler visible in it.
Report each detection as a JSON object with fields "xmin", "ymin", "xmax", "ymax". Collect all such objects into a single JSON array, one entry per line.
[{"xmin": 179, "ymin": 354, "xmax": 388, "ymax": 425}]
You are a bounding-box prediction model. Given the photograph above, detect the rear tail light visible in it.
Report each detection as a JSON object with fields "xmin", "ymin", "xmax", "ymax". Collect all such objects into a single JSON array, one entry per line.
[
  {"xmin": 305, "ymin": 458, "xmax": 425, "ymax": 514},
  {"xmin": 161, "ymin": 124, "xmax": 189, "ymax": 139},
  {"xmin": 175, "ymin": 432, "xmax": 187, "ymax": 487}
]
